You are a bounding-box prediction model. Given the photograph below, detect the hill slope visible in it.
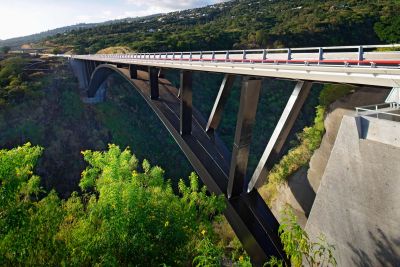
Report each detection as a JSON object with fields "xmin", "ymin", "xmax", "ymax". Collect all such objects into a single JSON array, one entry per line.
[{"xmin": 38, "ymin": 0, "xmax": 400, "ymax": 54}]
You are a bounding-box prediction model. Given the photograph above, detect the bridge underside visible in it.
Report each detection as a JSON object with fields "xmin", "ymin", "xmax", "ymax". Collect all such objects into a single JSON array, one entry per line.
[{"xmin": 71, "ymin": 59, "xmax": 321, "ymax": 265}]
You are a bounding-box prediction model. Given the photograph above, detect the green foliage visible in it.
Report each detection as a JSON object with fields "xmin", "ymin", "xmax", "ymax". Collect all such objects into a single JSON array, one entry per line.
[
  {"xmin": 267, "ymin": 208, "xmax": 336, "ymax": 267},
  {"xmin": 41, "ymin": 0, "xmax": 400, "ymax": 54},
  {"xmin": 60, "ymin": 90, "xmax": 84, "ymax": 120},
  {"xmin": 0, "ymin": 143, "xmax": 66, "ymax": 266},
  {"xmin": 0, "ymin": 143, "xmax": 42, "ymax": 204},
  {"xmin": 0, "ymin": 143, "xmax": 226, "ymax": 266},
  {"xmin": 193, "ymin": 235, "xmax": 223, "ymax": 267},
  {"xmin": 0, "ymin": 46, "xmax": 11, "ymax": 54},
  {"xmin": 319, "ymin": 84, "xmax": 353, "ymax": 107},
  {"xmin": 260, "ymin": 84, "xmax": 353, "ymax": 204},
  {"xmin": 264, "ymin": 105, "xmax": 325, "ymax": 188},
  {"xmin": 0, "ymin": 56, "xmax": 44, "ymax": 104},
  {"xmin": 51, "ymin": 47, "xmax": 62, "ymax": 54},
  {"xmin": 0, "ymin": 57, "xmax": 27, "ymax": 82},
  {"xmin": 374, "ymin": 3, "xmax": 400, "ymax": 43}
]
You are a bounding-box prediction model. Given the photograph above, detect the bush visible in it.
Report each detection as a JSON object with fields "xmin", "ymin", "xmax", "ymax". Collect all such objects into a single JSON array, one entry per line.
[
  {"xmin": 0, "ymin": 144, "xmax": 226, "ymax": 266},
  {"xmin": 267, "ymin": 208, "xmax": 336, "ymax": 267}
]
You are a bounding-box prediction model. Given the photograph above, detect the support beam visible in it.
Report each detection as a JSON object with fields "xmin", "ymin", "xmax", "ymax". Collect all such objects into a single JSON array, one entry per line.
[
  {"xmin": 84, "ymin": 60, "xmax": 91, "ymax": 85},
  {"xmin": 206, "ymin": 74, "xmax": 236, "ymax": 132},
  {"xmin": 228, "ymin": 77, "xmax": 262, "ymax": 198},
  {"xmin": 129, "ymin": 65, "xmax": 137, "ymax": 79},
  {"xmin": 247, "ymin": 81, "xmax": 312, "ymax": 192},
  {"xmin": 149, "ymin": 67, "xmax": 159, "ymax": 100},
  {"xmin": 91, "ymin": 61, "xmax": 97, "ymax": 73},
  {"xmin": 180, "ymin": 70, "xmax": 193, "ymax": 135},
  {"xmin": 158, "ymin": 68, "xmax": 165, "ymax": 78}
]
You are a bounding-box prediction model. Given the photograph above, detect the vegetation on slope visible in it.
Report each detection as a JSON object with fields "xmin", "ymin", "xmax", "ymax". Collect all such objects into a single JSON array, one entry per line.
[
  {"xmin": 96, "ymin": 46, "xmax": 133, "ymax": 54},
  {"xmin": 0, "ymin": 143, "xmax": 226, "ymax": 266},
  {"xmin": 40, "ymin": 0, "xmax": 400, "ymax": 54},
  {"xmin": 260, "ymin": 84, "xmax": 353, "ymax": 204},
  {"xmin": 0, "ymin": 55, "xmax": 194, "ymax": 195}
]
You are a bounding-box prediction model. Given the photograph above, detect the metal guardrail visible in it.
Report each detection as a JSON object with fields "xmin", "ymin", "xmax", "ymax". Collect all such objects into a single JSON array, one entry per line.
[
  {"xmin": 77, "ymin": 44, "xmax": 400, "ymax": 68},
  {"xmin": 356, "ymin": 102, "xmax": 400, "ymax": 119}
]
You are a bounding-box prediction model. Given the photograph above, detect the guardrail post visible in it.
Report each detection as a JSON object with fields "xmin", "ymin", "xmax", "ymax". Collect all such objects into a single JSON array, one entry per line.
[
  {"xmin": 212, "ymin": 51, "xmax": 215, "ymax": 61},
  {"xmin": 287, "ymin": 48, "xmax": 292, "ymax": 60},
  {"xmin": 180, "ymin": 70, "xmax": 193, "ymax": 135},
  {"xmin": 149, "ymin": 67, "xmax": 159, "ymax": 100},
  {"xmin": 318, "ymin": 47, "xmax": 323, "ymax": 61},
  {"xmin": 228, "ymin": 77, "xmax": 262, "ymax": 198},
  {"xmin": 262, "ymin": 49, "xmax": 267, "ymax": 61},
  {"xmin": 358, "ymin": 46, "xmax": 364, "ymax": 61}
]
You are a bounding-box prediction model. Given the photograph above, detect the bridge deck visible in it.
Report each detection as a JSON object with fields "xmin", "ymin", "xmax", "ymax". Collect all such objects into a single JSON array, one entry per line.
[{"xmin": 70, "ymin": 44, "xmax": 400, "ymax": 87}]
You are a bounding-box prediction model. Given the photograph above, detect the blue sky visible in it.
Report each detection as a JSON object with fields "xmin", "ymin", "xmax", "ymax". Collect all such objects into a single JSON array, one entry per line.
[{"xmin": 0, "ymin": 0, "xmax": 225, "ymax": 40}]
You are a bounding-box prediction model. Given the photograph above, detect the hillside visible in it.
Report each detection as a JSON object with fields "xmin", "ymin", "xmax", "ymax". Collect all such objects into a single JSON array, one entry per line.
[
  {"xmin": 0, "ymin": 14, "xmax": 161, "ymax": 49},
  {"xmin": 37, "ymin": 0, "xmax": 400, "ymax": 54},
  {"xmin": 1, "ymin": 1, "xmax": 400, "ymax": 265}
]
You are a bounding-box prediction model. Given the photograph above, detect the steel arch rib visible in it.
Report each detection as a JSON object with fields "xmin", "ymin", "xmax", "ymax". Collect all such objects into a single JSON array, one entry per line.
[{"xmin": 86, "ymin": 63, "xmax": 287, "ymax": 266}]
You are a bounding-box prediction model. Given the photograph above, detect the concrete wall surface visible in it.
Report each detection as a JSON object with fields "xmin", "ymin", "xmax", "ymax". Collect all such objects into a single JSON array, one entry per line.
[
  {"xmin": 69, "ymin": 59, "xmax": 88, "ymax": 89},
  {"xmin": 306, "ymin": 115, "xmax": 400, "ymax": 267}
]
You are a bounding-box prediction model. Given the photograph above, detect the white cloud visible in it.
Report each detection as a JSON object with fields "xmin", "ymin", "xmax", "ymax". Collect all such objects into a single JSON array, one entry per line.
[{"xmin": 0, "ymin": 0, "xmax": 228, "ymax": 39}]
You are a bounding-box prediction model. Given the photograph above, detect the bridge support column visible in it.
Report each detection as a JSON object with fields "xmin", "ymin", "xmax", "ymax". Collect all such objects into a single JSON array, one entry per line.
[
  {"xmin": 180, "ymin": 70, "xmax": 193, "ymax": 135},
  {"xmin": 206, "ymin": 74, "xmax": 236, "ymax": 132},
  {"xmin": 247, "ymin": 80, "xmax": 312, "ymax": 192},
  {"xmin": 91, "ymin": 61, "xmax": 97, "ymax": 73},
  {"xmin": 149, "ymin": 67, "xmax": 159, "ymax": 100},
  {"xmin": 84, "ymin": 60, "xmax": 91, "ymax": 85},
  {"xmin": 228, "ymin": 77, "xmax": 262, "ymax": 198},
  {"xmin": 129, "ymin": 65, "xmax": 137, "ymax": 79}
]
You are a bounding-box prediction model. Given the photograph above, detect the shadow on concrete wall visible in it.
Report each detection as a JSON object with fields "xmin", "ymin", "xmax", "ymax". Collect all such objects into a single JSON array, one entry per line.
[
  {"xmin": 348, "ymin": 228, "xmax": 400, "ymax": 267},
  {"xmin": 288, "ymin": 167, "xmax": 316, "ymax": 217}
]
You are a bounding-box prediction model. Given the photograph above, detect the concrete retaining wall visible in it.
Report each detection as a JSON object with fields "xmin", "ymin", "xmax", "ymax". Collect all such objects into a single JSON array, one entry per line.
[{"xmin": 306, "ymin": 115, "xmax": 400, "ymax": 266}]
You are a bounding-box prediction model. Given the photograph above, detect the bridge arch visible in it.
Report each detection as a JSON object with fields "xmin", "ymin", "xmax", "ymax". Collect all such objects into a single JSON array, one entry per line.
[{"xmin": 79, "ymin": 61, "xmax": 288, "ymax": 266}]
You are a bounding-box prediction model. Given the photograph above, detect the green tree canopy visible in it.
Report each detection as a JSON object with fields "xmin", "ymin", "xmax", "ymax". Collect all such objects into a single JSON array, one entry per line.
[{"xmin": 0, "ymin": 143, "xmax": 226, "ymax": 266}]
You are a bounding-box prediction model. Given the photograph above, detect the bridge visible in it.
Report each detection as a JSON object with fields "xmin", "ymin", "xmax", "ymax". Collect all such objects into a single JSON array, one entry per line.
[{"xmin": 64, "ymin": 44, "xmax": 400, "ymax": 265}]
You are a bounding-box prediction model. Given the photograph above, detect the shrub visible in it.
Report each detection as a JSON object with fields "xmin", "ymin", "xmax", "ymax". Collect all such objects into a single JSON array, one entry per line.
[
  {"xmin": 266, "ymin": 208, "xmax": 336, "ymax": 267},
  {"xmin": 0, "ymin": 144, "xmax": 226, "ymax": 266}
]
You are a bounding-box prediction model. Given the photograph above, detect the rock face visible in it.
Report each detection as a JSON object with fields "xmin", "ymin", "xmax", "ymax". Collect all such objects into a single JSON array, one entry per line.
[{"xmin": 305, "ymin": 115, "xmax": 400, "ymax": 266}]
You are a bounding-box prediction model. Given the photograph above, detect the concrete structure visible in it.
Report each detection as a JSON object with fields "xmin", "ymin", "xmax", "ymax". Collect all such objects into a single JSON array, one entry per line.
[{"xmin": 306, "ymin": 115, "xmax": 400, "ymax": 266}]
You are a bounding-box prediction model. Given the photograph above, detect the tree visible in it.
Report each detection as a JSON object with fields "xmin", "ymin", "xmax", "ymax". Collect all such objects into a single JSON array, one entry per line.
[
  {"xmin": 0, "ymin": 144, "xmax": 226, "ymax": 266},
  {"xmin": 374, "ymin": 15, "xmax": 400, "ymax": 43},
  {"xmin": 0, "ymin": 46, "xmax": 11, "ymax": 54}
]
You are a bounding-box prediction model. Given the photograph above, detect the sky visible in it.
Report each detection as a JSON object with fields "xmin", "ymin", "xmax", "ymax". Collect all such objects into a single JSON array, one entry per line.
[{"xmin": 0, "ymin": 0, "xmax": 225, "ymax": 40}]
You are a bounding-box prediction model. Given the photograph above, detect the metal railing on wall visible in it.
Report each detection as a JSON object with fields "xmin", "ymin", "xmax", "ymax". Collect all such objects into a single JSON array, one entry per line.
[{"xmin": 356, "ymin": 102, "xmax": 400, "ymax": 119}]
